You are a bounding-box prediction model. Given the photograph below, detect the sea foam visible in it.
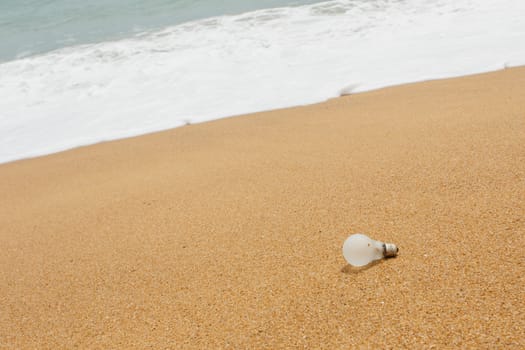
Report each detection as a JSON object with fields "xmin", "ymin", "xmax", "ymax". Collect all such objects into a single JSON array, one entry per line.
[{"xmin": 1, "ymin": 0, "xmax": 524, "ymax": 163}]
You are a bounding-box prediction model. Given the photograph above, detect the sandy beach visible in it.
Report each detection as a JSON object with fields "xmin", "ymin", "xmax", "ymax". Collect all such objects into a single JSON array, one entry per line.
[{"xmin": 1, "ymin": 68, "xmax": 524, "ymax": 349}]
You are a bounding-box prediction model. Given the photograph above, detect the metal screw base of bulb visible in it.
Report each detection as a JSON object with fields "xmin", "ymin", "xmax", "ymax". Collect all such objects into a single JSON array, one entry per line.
[{"xmin": 382, "ymin": 243, "xmax": 399, "ymax": 258}]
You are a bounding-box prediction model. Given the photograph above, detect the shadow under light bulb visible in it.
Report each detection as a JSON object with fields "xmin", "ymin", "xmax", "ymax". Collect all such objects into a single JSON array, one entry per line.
[{"xmin": 342, "ymin": 233, "xmax": 398, "ymax": 267}]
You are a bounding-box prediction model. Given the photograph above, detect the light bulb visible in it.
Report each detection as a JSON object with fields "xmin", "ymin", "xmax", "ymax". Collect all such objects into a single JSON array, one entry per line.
[{"xmin": 342, "ymin": 233, "xmax": 398, "ymax": 267}]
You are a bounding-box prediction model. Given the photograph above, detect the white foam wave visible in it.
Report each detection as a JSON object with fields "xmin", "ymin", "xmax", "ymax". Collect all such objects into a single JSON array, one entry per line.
[{"xmin": 1, "ymin": 0, "xmax": 524, "ymax": 163}]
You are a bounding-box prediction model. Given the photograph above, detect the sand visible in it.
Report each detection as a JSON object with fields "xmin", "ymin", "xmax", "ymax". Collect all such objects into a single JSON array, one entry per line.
[{"xmin": 1, "ymin": 68, "xmax": 524, "ymax": 349}]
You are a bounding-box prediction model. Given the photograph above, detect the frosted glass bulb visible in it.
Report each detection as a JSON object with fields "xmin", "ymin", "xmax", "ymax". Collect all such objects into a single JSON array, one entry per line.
[{"xmin": 342, "ymin": 233, "xmax": 398, "ymax": 267}]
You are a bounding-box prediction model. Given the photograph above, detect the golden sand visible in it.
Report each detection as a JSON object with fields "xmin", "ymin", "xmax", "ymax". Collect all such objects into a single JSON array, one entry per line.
[{"xmin": 1, "ymin": 68, "xmax": 524, "ymax": 349}]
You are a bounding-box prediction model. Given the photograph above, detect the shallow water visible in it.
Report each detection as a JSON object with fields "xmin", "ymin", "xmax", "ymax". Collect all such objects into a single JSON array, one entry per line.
[
  {"xmin": 1, "ymin": 0, "xmax": 524, "ymax": 163},
  {"xmin": 0, "ymin": 0, "xmax": 322, "ymax": 62}
]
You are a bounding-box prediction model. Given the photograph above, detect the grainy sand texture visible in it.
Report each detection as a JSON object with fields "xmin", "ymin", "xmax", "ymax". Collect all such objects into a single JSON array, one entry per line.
[{"xmin": 1, "ymin": 68, "xmax": 524, "ymax": 349}]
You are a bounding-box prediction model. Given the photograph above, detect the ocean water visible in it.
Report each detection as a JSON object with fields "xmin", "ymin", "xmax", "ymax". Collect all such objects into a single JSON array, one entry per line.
[
  {"xmin": 1, "ymin": 0, "xmax": 524, "ymax": 163},
  {"xmin": 0, "ymin": 0, "xmax": 322, "ymax": 63}
]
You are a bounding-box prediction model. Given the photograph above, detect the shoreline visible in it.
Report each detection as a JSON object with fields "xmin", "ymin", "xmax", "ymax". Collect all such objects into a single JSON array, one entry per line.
[
  {"xmin": 1, "ymin": 65, "xmax": 522, "ymax": 166},
  {"xmin": 1, "ymin": 67, "xmax": 524, "ymax": 348}
]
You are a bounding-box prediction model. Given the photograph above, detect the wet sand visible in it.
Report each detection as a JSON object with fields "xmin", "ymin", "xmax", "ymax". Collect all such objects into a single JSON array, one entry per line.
[{"xmin": 1, "ymin": 68, "xmax": 524, "ymax": 349}]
